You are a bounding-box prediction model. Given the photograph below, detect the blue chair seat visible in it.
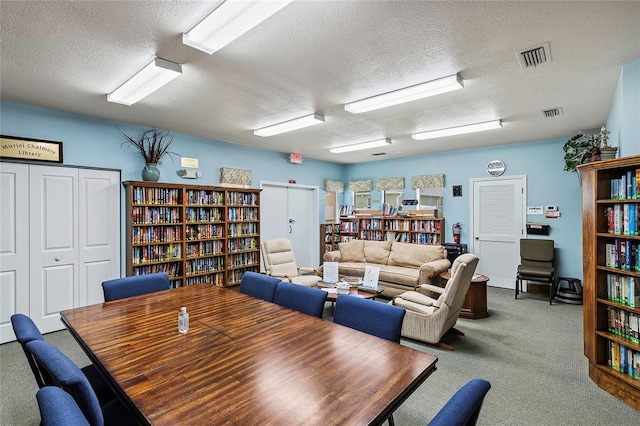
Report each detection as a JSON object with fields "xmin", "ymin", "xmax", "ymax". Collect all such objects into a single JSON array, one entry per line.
[
  {"xmin": 102, "ymin": 272, "xmax": 170, "ymax": 302},
  {"xmin": 333, "ymin": 296, "xmax": 406, "ymax": 343},
  {"xmin": 428, "ymin": 378, "xmax": 491, "ymax": 426},
  {"xmin": 37, "ymin": 386, "xmax": 90, "ymax": 426},
  {"xmin": 239, "ymin": 271, "xmax": 281, "ymax": 302},
  {"xmin": 273, "ymin": 281, "xmax": 327, "ymax": 317}
]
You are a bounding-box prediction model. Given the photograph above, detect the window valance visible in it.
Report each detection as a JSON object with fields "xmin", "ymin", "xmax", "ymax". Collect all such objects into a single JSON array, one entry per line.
[
  {"xmin": 348, "ymin": 179, "xmax": 373, "ymax": 192},
  {"xmin": 377, "ymin": 177, "xmax": 405, "ymax": 191},
  {"xmin": 411, "ymin": 174, "xmax": 444, "ymax": 189},
  {"xmin": 324, "ymin": 179, "xmax": 344, "ymax": 193},
  {"xmin": 220, "ymin": 167, "xmax": 252, "ymax": 186}
]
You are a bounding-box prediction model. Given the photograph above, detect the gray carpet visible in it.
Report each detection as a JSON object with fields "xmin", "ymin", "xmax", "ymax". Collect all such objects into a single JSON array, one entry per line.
[{"xmin": 1, "ymin": 287, "xmax": 638, "ymax": 425}]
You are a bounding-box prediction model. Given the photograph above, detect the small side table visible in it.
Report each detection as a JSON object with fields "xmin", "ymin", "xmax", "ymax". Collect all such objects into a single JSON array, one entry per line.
[{"xmin": 439, "ymin": 271, "xmax": 490, "ymax": 320}]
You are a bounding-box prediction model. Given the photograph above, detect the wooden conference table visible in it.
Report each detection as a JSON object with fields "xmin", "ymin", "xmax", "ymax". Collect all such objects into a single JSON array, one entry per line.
[{"xmin": 61, "ymin": 284, "xmax": 438, "ymax": 426}]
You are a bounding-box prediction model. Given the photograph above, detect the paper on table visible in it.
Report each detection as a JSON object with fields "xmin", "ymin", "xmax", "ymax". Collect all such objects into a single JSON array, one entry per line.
[
  {"xmin": 323, "ymin": 261, "xmax": 339, "ymax": 283},
  {"xmin": 321, "ymin": 288, "xmax": 338, "ymax": 294},
  {"xmin": 363, "ymin": 265, "xmax": 380, "ymax": 289}
]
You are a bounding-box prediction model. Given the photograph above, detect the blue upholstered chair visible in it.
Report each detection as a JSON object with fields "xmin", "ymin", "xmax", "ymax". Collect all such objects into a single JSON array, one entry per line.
[
  {"xmin": 333, "ymin": 296, "xmax": 406, "ymax": 343},
  {"xmin": 37, "ymin": 386, "xmax": 90, "ymax": 426},
  {"xmin": 26, "ymin": 340, "xmax": 137, "ymax": 426},
  {"xmin": 10, "ymin": 314, "xmax": 114, "ymax": 405},
  {"xmin": 273, "ymin": 281, "xmax": 327, "ymax": 317},
  {"xmin": 101, "ymin": 272, "xmax": 170, "ymax": 302},
  {"xmin": 428, "ymin": 379, "xmax": 491, "ymax": 426},
  {"xmin": 239, "ymin": 271, "xmax": 281, "ymax": 302}
]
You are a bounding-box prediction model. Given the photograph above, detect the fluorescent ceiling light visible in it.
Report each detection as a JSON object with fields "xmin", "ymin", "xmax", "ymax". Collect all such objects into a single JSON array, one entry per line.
[
  {"xmin": 330, "ymin": 139, "xmax": 392, "ymax": 154},
  {"xmin": 183, "ymin": 0, "xmax": 294, "ymax": 54},
  {"xmin": 412, "ymin": 120, "xmax": 502, "ymax": 140},
  {"xmin": 344, "ymin": 74, "xmax": 463, "ymax": 114},
  {"xmin": 254, "ymin": 113, "xmax": 325, "ymax": 137},
  {"xmin": 107, "ymin": 58, "xmax": 182, "ymax": 106}
]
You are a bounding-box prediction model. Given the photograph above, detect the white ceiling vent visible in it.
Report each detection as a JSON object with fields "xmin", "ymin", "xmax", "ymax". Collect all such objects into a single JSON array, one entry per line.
[
  {"xmin": 542, "ymin": 107, "xmax": 563, "ymax": 118},
  {"xmin": 517, "ymin": 42, "xmax": 551, "ymax": 68}
]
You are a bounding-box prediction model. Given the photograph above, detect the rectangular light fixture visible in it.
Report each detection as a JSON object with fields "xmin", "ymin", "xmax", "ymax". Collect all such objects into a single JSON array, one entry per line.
[
  {"xmin": 107, "ymin": 58, "xmax": 182, "ymax": 106},
  {"xmin": 254, "ymin": 113, "xmax": 325, "ymax": 137},
  {"xmin": 344, "ymin": 74, "xmax": 463, "ymax": 114},
  {"xmin": 183, "ymin": 0, "xmax": 293, "ymax": 54},
  {"xmin": 330, "ymin": 138, "xmax": 391, "ymax": 154},
  {"xmin": 412, "ymin": 120, "xmax": 502, "ymax": 140}
]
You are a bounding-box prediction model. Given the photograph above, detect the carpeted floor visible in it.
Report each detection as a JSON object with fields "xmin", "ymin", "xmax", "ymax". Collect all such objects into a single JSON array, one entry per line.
[{"xmin": 1, "ymin": 286, "xmax": 638, "ymax": 425}]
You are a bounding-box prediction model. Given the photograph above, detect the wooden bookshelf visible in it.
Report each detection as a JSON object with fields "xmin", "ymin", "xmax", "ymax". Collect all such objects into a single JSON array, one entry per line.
[
  {"xmin": 320, "ymin": 223, "xmax": 340, "ymax": 262},
  {"xmin": 578, "ymin": 155, "xmax": 640, "ymax": 410},
  {"xmin": 124, "ymin": 181, "xmax": 261, "ymax": 288}
]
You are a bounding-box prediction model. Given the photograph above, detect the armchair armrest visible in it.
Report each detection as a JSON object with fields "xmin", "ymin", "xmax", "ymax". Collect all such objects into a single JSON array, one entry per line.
[
  {"xmin": 298, "ymin": 267, "xmax": 319, "ymax": 276},
  {"xmin": 418, "ymin": 258, "xmax": 451, "ymax": 285},
  {"xmin": 323, "ymin": 250, "xmax": 341, "ymax": 262},
  {"xmin": 416, "ymin": 284, "xmax": 445, "ymax": 297},
  {"xmin": 268, "ymin": 272, "xmax": 293, "ymax": 282}
]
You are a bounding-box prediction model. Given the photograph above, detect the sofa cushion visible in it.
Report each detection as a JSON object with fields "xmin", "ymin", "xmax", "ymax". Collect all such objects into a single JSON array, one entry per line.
[
  {"xmin": 388, "ymin": 242, "xmax": 444, "ymax": 268},
  {"xmin": 364, "ymin": 240, "xmax": 392, "ymax": 265},
  {"xmin": 339, "ymin": 240, "xmax": 365, "ymax": 262},
  {"xmin": 379, "ymin": 265, "xmax": 420, "ymax": 287}
]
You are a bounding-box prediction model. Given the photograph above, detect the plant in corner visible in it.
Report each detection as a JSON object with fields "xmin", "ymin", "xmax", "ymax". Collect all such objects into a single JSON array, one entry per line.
[
  {"xmin": 562, "ymin": 126, "xmax": 614, "ymax": 172},
  {"xmin": 119, "ymin": 128, "xmax": 178, "ymax": 182}
]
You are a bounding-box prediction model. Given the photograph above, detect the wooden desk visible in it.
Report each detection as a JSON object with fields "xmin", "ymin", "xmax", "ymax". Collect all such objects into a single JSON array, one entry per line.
[
  {"xmin": 439, "ymin": 271, "xmax": 489, "ymax": 319},
  {"xmin": 61, "ymin": 284, "xmax": 437, "ymax": 425}
]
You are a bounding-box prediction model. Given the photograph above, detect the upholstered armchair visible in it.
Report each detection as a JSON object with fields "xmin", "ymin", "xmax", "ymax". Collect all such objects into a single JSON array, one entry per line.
[
  {"xmin": 260, "ymin": 238, "xmax": 321, "ymax": 286},
  {"xmin": 390, "ymin": 253, "xmax": 479, "ymax": 350}
]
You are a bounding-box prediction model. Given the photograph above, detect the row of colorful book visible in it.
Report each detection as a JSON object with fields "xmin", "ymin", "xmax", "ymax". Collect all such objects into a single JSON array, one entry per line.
[
  {"xmin": 606, "ymin": 203, "xmax": 639, "ymax": 235},
  {"xmin": 608, "ymin": 341, "xmax": 640, "ymax": 380},
  {"xmin": 607, "ymin": 306, "xmax": 640, "ymax": 343},
  {"xmin": 610, "ymin": 169, "xmax": 640, "ymax": 200},
  {"xmin": 604, "ymin": 241, "xmax": 639, "ymax": 272},
  {"xmin": 605, "ymin": 273, "xmax": 640, "ymax": 307}
]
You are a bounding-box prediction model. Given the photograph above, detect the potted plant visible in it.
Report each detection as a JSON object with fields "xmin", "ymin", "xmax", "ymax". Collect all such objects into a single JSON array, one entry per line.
[{"xmin": 119, "ymin": 128, "xmax": 177, "ymax": 181}]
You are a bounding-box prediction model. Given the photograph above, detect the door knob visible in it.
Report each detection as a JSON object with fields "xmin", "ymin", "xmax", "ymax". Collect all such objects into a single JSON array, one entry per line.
[
  {"xmin": 289, "ymin": 219, "xmax": 295, "ymax": 224},
  {"xmin": 475, "ymin": 236, "xmax": 479, "ymax": 240},
  {"xmin": 55, "ymin": 257, "xmax": 61, "ymax": 261}
]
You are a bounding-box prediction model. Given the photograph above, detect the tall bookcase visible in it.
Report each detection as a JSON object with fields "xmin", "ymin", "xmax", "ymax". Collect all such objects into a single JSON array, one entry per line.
[
  {"xmin": 123, "ymin": 181, "xmax": 261, "ymax": 288},
  {"xmin": 579, "ymin": 155, "xmax": 640, "ymax": 410}
]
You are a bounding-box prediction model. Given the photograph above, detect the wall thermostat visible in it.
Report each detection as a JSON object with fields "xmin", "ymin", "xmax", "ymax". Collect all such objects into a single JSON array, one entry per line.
[
  {"xmin": 486, "ymin": 160, "xmax": 505, "ymax": 176},
  {"xmin": 545, "ymin": 205, "xmax": 558, "ymax": 212}
]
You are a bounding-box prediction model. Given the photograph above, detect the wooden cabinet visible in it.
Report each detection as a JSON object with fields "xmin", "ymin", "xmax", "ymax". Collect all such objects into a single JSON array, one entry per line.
[
  {"xmin": 579, "ymin": 155, "xmax": 640, "ymax": 410},
  {"xmin": 123, "ymin": 181, "xmax": 260, "ymax": 288}
]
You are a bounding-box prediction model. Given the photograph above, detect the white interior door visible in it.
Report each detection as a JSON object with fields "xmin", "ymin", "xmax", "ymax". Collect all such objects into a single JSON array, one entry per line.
[
  {"xmin": 260, "ymin": 182, "xmax": 319, "ymax": 269},
  {"xmin": 78, "ymin": 169, "xmax": 120, "ymax": 306},
  {"xmin": 0, "ymin": 163, "xmax": 30, "ymax": 342},
  {"xmin": 471, "ymin": 176, "xmax": 526, "ymax": 289},
  {"xmin": 29, "ymin": 166, "xmax": 79, "ymax": 334}
]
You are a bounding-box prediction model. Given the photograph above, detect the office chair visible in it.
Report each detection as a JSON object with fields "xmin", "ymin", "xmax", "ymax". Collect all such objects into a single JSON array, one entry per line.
[
  {"xmin": 515, "ymin": 238, "xmax": 556, "ymax": 304},
  {"xmin": 239, "ymin": 271, "xmax": 281, "ymax": 302},
  {"xmin": 428, "ymin": 378, "xmax": 491, "ymax": 426},
  {"xmin": 273, "ymin": 281, "xmax": 327, "ymax": 317},
  {"xmin": 101, "ymin": 272, "xmax": 170, "ymax": 302},
  {"xmin": 37, "ymin": 386, "xmax": 90, "ymax": 426}
]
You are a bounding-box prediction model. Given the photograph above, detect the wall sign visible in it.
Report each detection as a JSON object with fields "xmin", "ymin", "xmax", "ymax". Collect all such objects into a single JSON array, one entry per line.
[
  {"xmin": 1, "ymin": 135, "xmax": 63, "ymax": 163},
  {"xmin": 486, "ymin": 159, "xmax": 505, "ymax": 176}
]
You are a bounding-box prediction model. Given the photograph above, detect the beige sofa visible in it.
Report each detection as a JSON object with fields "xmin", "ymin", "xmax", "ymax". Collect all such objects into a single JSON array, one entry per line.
[{"xmin": 321, "ymin": 239, "xmax": 450, "ymax": 298}]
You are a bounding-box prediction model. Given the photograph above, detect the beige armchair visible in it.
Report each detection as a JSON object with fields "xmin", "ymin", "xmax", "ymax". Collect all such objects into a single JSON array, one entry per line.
[
  {"xmin": 390, "ymin": 253, "xmax": 479, "ymax": 350},
  {"xmin": 260, "ymin": 238, "xmax": 321, "ymax": 287}
]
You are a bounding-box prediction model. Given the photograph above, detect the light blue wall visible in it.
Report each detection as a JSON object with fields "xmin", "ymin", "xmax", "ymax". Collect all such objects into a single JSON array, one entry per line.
[
  {"xmin": 607, "ymin": 57, "xmax": 640, "ymax": 156},
  {"xmin": 2, "ymin": 56, "xmax": 637, "ymax": 281}
]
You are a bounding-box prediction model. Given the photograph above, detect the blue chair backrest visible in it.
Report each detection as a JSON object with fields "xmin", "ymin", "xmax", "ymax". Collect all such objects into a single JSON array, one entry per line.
[
  {"xmin": 26, "ymin": 340, "xmax": 104, "ymax": 426},
  {"xmin": 239, "ymin": 271, "xmax": 281, "ymax": 302},
  {"xmin": 37, "ymin": 386, "xmax": 90, "ymax": 426},
  {"xmin": 428, "ymin": 378, "xmax": 491, "ymax": 426},
  {"xmin": 102, "ymin": 272, "xmax": 170, "ymax": 302},
  {"xmin": 333, "ymin": 296, "xmax": 406, "ymax": 343},
  {"xmin": 11, "ymin": 313, "xmax": 50, "ymax": 387},
  {"xmin": 273, "ymin": 281, "xmax": 327, "ymax": 318}
]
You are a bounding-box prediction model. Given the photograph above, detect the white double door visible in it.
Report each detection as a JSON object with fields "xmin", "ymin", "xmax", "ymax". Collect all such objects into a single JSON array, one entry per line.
[
  {"xmin": 260, "ymin": 182, "xmax": 319, "ymax": 268},
  {"xmin": 0, "ymin": 163, "xmax": 120, "ymax": 342}
]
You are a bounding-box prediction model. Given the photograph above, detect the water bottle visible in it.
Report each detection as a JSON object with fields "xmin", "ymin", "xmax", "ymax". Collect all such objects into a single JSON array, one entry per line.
[{"xmin": 178, "ymin": 307, "xmax": 189, "ymax": 334}]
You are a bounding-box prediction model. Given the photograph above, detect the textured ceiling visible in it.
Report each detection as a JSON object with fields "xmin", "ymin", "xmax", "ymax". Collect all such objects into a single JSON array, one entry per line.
[{"xmin": 1, "ymin": 1, "xmax": 639, "ymax": 164}]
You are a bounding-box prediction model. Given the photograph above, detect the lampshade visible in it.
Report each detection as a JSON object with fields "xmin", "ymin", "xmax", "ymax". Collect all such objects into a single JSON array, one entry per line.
[
  {"xmin": 254, "ymin": 113, "xmax": 325, "ymax": 137},
  {"xmin": 344, "ymin": 74, "xmax": 463, "ymax": 114},
  {"xmin": 412, "ymin": 120, "xmax": 502, "ymax": 140},
  {"xmin": 330, "ymin": 139, "xmax": 391, "ymax": 153},
  {"xmin": 183, "ymin": 0, "xmax": 294, "ymax": 54},
  {"xmin": 107, "ymin": 58, "xmax": 182, "ymax": 106}
]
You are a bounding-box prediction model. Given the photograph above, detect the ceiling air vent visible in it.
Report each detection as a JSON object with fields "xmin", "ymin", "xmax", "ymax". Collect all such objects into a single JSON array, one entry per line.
[
  {"xmin": 542, "ymin": 107, "xmax": 563, "ymax": 118},
  {"xmin": 517, "ymin": 42, "xmax": 551, "ymax": 69}
]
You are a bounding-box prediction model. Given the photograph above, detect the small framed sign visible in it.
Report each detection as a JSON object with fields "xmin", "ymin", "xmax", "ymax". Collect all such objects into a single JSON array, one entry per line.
[{"xmin": 1, "ymin": 135, "xmax": 63, "ymax": 163}]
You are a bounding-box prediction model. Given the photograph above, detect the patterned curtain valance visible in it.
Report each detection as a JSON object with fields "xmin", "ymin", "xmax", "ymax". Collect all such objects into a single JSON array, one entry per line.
[
  {"xmin": 376, "ymin": 177, "xmax": 405, "ymax": 191},
  {"xmin": 220, "ymin": 167, "xmax": 252, "ymax": 186},
  {"xmin": 411, "ymin": 174, "xmax": 444, "ymax": 189},
  {"xmin": 348, "ymin": 179, "xmax": 373, "ymax": 192},
  {"xmin": 324, "ymin": 179, "xmax": 344, "ymax": 192}
]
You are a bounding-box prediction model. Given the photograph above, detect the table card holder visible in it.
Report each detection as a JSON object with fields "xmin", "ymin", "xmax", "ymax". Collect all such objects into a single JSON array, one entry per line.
[
  {"xmin": 363, "ymin": 265, "xmax": 380, "ymax": 289},
  {"xmin": 322, "ymin": 261, "xmax": 339, "ymax": 284}
]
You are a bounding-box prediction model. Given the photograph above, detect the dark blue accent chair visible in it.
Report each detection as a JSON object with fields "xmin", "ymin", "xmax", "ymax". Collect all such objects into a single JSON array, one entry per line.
[
  {"xmin": 101, "ymin": 272, "xmax": 170, "ymax": 302},
  {"xmin": 11, "ymin": 314, "xmax": 114, "ymax": 405},
  {"xmin": 37, "ymin": 386, "xmax": 90, "ymax": 426},
  {"xmin": 273, "ymin": 281, "xmax": 327, "ymax": 317},
  {"xmin": 428, "ymin": 379, "xmax": 491, "ymax": 426},
  {"xmin": 239, "ymin": 271, "xmax": 281, "ymax": 302},
  {"xmin": 333, "ymin": 296, "xmax": 406, "ymax": 343},
  {"xmin": 26, "ymin": 340, "xmax": 137, "ymax": 426}
]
